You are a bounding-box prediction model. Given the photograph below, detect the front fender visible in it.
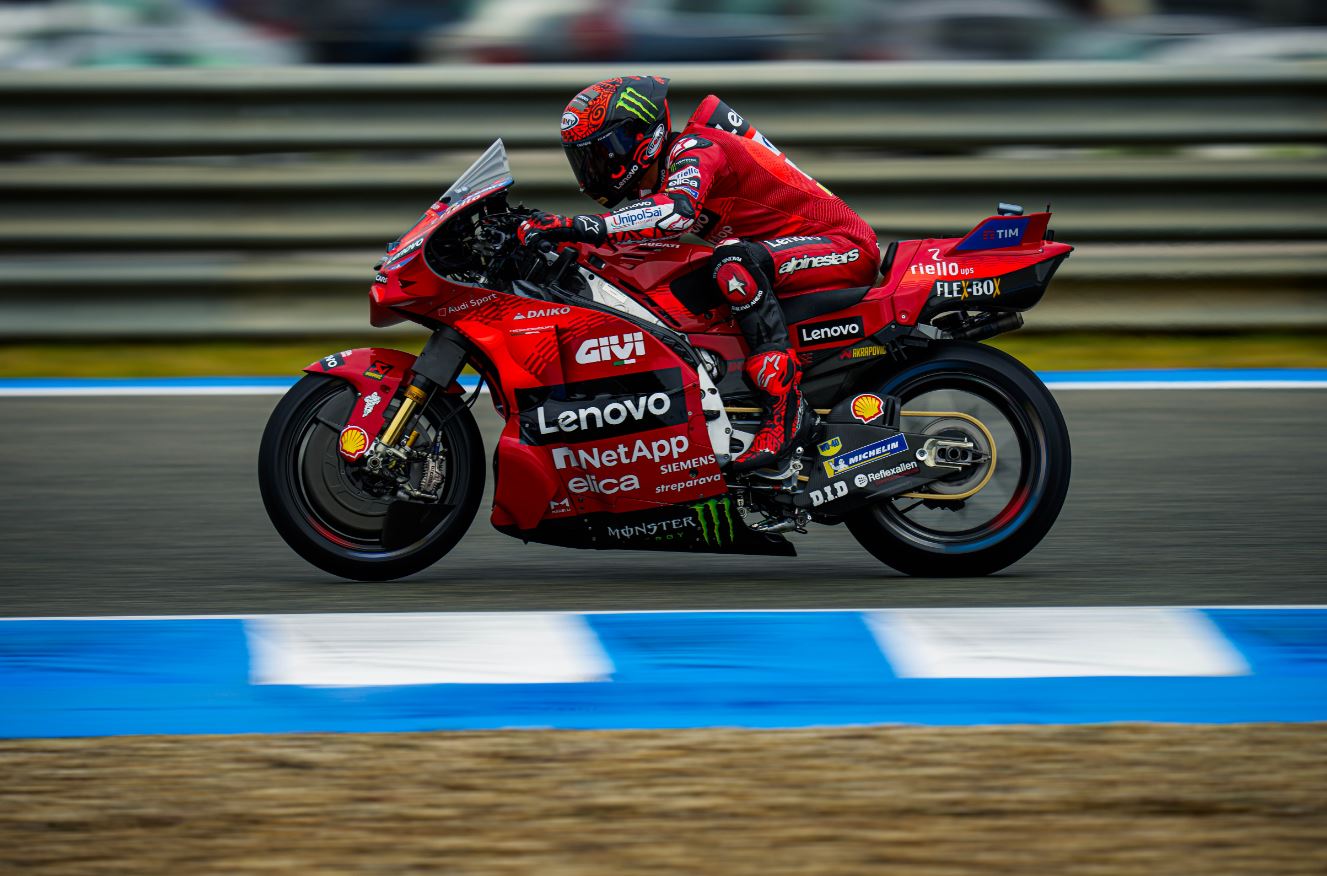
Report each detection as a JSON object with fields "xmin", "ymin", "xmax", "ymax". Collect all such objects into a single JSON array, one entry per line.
[{"xmin": 303, "ymin": 347, "xmax": 463, "ymax": 459}]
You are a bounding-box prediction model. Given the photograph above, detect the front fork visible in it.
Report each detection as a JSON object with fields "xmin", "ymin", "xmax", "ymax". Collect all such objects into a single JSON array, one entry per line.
[
  {"xmin": 364, "ymin": 382, "xmax": 431, "ymax": 497},
  {"xmin": 363, "ymin": 328, "xmax": 471, "ymax": 499},
  {"xmin": 378, "ymin": 383, "xmax": 430, "ymax": 449}
]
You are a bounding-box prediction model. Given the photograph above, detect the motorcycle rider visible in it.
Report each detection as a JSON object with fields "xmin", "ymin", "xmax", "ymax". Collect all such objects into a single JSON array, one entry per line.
[{"xmin": 518, "ymin": 75, "xmax": 880, "ymax": 472}]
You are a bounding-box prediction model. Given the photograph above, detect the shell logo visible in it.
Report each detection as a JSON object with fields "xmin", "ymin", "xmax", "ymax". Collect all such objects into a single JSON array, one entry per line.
[
  {"xmin": 338, "ymin": 425, "xmax": 370, "ymax": 461},
  {"xmin": 850, "ymin": 393, "xmax": 884, "ymax": 424}
]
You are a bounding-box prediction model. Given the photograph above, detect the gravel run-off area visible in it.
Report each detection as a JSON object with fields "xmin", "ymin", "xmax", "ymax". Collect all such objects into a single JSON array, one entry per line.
[{"xmin": 3, "ymin": 723, "xmax": 1325, "ymax": 875}]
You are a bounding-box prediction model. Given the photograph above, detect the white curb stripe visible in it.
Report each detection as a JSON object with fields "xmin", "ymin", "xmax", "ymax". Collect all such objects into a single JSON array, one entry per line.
[
  {"xmin": 245, "ymin": 612, "xmax": 614, "ymax": 687},
  {"xmin": 866, "ymin": 607, "xmax": 1251, "ymax": 678}
]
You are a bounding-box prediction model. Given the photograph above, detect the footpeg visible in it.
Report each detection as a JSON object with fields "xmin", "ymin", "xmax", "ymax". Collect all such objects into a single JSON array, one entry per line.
[
  {"xmin": 749, "ymin": 447, "xmax": 804, "ymax": 481},
  {"xmin": 750, "ymin": 512, "xmax": 808, "ymax": 535}
]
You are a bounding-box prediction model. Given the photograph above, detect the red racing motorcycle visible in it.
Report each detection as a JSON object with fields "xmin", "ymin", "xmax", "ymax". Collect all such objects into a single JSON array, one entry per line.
[{"xmin": 259, "ymin": 140, "xmax": 1073, "ymax": 580}]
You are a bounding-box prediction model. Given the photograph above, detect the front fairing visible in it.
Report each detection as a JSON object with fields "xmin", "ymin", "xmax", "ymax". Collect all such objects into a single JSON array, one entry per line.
[
  {"xmin": 370, "ymin": 140, "xmax": 515, "ymax": 325},
  {"xmin": 383, "ymin": 139, "xmax": 514, "ymax": 267}
]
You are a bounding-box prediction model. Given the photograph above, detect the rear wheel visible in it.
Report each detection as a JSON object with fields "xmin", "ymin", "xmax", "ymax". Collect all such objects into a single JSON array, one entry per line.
[
  {"xmin": 845, "ymin": 341, "xmax": 1070, "ymax": 576},
  {"xmin": 258, "ymin": 374, "xmax": 484, "ymax": 581}
]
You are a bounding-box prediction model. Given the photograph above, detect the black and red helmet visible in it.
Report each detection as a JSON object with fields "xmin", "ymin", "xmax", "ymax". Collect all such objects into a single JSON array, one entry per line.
[{"xmin": 560, "ymin": 75, "xmax": 671, "ymax": 208}]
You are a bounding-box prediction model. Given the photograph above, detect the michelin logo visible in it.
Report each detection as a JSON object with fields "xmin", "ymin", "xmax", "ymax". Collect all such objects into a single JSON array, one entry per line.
[{"xmin": 823, "ymin": 434, "xmax": 909, "ymax": 478}]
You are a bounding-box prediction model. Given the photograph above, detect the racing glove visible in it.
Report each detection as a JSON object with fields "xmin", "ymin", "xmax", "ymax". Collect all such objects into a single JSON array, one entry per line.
[{"xmin": 517, "ymin": 211, "xmax": 606, "ymax": 250}]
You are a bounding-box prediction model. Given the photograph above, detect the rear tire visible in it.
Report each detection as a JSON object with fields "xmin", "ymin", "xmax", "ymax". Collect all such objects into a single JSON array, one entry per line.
[
  {"xmin": 259, "ymin": 374, "xmax": 484, "ymax": 581},
  {"xmin": 845, "ymin": 341, "xmax": 1070, "ymax": 577}
]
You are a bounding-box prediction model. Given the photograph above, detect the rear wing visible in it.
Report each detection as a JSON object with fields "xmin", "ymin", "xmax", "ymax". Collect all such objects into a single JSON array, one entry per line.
[{"xmin": 951, "ymin": 211, "xmax": 1052, "ymax": 254}]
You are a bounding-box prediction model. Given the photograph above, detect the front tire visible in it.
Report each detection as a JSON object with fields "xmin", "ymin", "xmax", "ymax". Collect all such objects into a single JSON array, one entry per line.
[
  {"xmin": 259, "ymin": 374, "xmax": 484, "ymax": 581},
  {"xmin": 845, "ymin": 341, "xmax": 1071, "ymax": 577}
]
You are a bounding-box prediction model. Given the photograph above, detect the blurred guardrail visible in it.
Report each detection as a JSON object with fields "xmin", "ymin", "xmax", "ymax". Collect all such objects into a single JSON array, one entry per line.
[{"xmin": 0, "ymin": 62, "xmax": 1324, "ymax": 339}]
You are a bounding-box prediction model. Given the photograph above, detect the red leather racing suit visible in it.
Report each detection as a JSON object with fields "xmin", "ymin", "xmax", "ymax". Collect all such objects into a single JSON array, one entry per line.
[
  {"xmin": 581, "ymin": 96, "xmax": 879, "ymax": 471},
  {"xmin": 591, "ymin": 96, "xmax": 881, "ymax": 302}
]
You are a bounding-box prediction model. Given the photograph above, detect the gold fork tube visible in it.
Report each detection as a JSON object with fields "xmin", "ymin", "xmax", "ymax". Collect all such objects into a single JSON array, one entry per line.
[{"xmin": 379, "ymin": 384, "xmax": 429, "ymax": 447}]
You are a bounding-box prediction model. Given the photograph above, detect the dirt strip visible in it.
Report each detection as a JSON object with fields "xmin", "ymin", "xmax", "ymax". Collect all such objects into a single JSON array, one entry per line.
[{"xmin": 2, "ymin": 724, "xmax": 1324, "ymax": 875}]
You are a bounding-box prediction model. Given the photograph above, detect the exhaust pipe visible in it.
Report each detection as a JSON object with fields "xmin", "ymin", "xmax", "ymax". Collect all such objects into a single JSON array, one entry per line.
[{"xmin": 949, "ymin": 312, "xmax": 1024, "ymax": 342}]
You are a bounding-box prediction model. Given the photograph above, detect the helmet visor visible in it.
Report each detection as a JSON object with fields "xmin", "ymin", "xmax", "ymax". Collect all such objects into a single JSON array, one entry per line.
[{"xmin": 564, "ymin": 124, "xmax": 642, "ymax": 206}]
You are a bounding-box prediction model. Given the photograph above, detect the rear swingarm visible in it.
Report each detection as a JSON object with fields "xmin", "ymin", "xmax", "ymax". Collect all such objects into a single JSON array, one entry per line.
[{"xmin": 794, "ymin": 427, "xmax": 990, "ymax": 515}]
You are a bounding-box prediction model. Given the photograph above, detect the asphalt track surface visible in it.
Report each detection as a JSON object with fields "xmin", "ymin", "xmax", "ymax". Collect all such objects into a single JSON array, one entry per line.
[{"xmin": 1, "ymin": 390, "xmax": 1324, "ymax": 617}]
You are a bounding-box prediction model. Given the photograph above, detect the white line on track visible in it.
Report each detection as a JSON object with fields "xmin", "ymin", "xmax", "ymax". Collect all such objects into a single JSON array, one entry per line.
[
  {"xmin": 3, "ymin": 606, "xmax": 1323, "ymax": 622},
  {"xmin": 1044, "ymin": 380, "xmax": 1327, "ymax": 390},
  {"xmin": 3, "ymin": 380, "xmax": 1326, "ymax": 397},
  {"xmin": 0, "ymin": 386, "xmax": 297, "ymax": 397}
]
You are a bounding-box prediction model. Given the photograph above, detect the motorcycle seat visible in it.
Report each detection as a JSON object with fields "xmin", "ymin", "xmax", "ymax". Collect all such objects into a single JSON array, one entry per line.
[{"xmin": 779, "ymin": 285, "xmax": 871, "ymax": 325}]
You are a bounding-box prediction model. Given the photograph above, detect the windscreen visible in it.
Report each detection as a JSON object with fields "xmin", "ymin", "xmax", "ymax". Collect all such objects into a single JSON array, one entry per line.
[
  {"xmin": 440, "ymin": 139, "xmax": 513, "ymax": 204},
  {"xmin": 381, "ymin": 140, "xmax": 514, "ymax": 265}
]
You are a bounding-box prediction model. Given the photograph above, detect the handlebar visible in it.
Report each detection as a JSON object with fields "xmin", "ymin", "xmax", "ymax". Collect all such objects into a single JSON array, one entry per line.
[{"xmin": 519, "ymin": 241, "xmax": 580, "ymax": 292}]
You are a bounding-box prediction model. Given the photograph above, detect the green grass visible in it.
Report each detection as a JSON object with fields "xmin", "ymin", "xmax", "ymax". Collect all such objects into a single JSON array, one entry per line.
[
  {"xmin": 1, "ymin": 332, "xmax": 1325, "ymax": 378},
  {"xmin": 990, "ymin": 332, "xmax": 1327, "ymax": 370}
]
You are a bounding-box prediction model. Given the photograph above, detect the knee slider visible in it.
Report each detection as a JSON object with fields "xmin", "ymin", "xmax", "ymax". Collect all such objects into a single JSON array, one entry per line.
[
  {"xmin": 710, "ymin": 240, "xmax": 772, "ymax": 279},
  {"xmin": 711, "ymin": 240, "xmax": 774, "ymax": 308}
]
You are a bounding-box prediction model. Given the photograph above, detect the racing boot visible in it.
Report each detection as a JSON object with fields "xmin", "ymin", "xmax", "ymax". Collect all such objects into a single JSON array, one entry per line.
[
  {"xmin": 711, "ymin": 239, "xmax": 811, "ymax": 473},
  {"xmin": 732, "ymin": 348, "xmax": 811, "ymax": 473}
]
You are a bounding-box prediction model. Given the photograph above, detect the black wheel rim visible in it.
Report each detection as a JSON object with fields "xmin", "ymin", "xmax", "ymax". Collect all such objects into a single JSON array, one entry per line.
[{"xmin": 284, "ymin": 382, "xmax": 466, "ymax": 560}]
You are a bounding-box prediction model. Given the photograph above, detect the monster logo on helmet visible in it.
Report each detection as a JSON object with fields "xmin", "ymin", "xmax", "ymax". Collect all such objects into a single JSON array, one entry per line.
[
  {"xmin": 615, "ymin": 87, "xmax": 658, "ymax": 123},
  {"xmin": 560, "ymin": 76, "xmax": 672, "ymax": 208}
]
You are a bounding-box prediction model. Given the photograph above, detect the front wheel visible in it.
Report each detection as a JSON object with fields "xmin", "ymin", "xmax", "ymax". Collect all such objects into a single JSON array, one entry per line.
[
  {"xmin": 258, "ymin": 374, "xmax": 485, "ymax": 581},
  {"xmin": 845, "ymin": 341, "xmax": 1071, "ymax": 577}
]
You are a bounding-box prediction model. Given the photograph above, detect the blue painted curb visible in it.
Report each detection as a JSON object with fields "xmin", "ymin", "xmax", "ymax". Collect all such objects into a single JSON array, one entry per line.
[{"xmin": 2, "ymin": 609, "xmax": 1324, "ymax": 738}]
